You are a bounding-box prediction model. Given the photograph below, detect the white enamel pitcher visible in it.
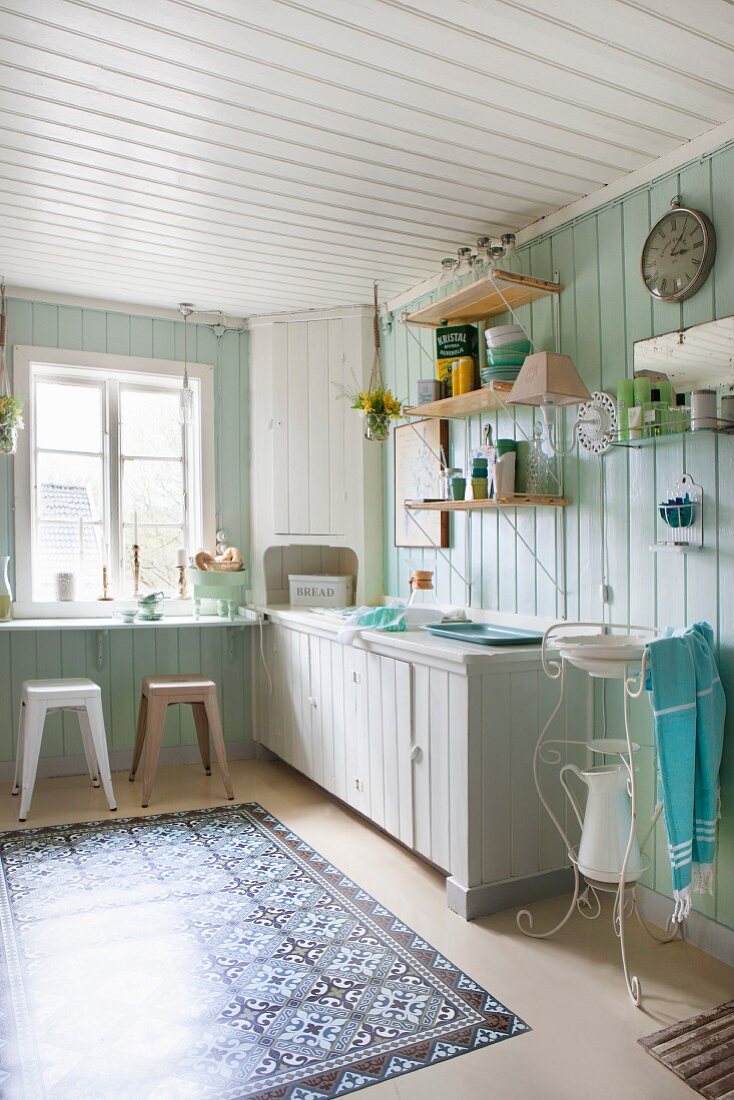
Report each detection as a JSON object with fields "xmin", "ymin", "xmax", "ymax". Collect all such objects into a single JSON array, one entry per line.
[{"xmin": 560, "ymin": 763, "xmax": 645, "ymax": 884}]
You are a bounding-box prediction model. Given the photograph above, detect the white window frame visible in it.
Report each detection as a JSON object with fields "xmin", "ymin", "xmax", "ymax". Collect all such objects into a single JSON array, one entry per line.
[{"xmin": 13, "ymin": 345, "xmax": 215, "ymax": 616}]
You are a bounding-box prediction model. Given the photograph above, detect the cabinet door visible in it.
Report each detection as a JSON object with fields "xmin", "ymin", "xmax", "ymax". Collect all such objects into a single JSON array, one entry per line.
[
  {"xmin": 342, "ymin": 647, "xmax": 371, "ymax": 816},
  {"xmin": 306, "ymin": 633, "xmax": 345, "ymax": 795},
  {"xmin": 342, "ymin": 649, "xmax": 413, "ymax": 846},
  {"xmin": 271, "ymin": 318, "xmax": 346, "ymax": 537},
  {"xmin": 269, "ymin": 624, "xmax": 312, "ymax": 774},
  {"xmin": 365, "ymin": 652, "xmax": 413, "ymax": 847},
  {"xmin": 411, "ymin": 664, "xmax": 452, "ymax": 872}
]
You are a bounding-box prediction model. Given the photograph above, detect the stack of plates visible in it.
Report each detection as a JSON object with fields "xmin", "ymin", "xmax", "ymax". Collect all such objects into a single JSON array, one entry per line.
[{"xmin": 481, "ymin": 365, "xmax": 522, "ymax": 384}]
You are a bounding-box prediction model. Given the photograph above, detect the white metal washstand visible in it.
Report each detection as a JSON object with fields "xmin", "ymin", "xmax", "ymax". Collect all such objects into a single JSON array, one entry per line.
[{"xmin": 517, "ymin": 622, "xmax": 680, "ymax": 1007}]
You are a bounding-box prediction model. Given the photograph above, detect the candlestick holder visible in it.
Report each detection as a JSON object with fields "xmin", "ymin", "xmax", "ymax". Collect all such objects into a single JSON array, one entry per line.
[
  {"xmin": 98, "ymin": 564, "xmax": 113, "ymax": 602},
  {"xmin": 177, "ymin": 564, "xmax": 188, "ymax": 599},
  {"xmin": 132, "ymin": 544, "xmax": 141, "ymax": 597}
]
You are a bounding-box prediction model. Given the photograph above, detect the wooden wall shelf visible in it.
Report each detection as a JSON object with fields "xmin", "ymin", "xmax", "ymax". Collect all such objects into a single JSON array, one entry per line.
[
  {"xmin": 403, "ymin": 382, "xmax": 513, "ymax": 420},
  {"xmin": 402, "ymin": 270, "xmax": 562, "ymax": 328},
  {"xmin": 405, "ymin": 496, "xmax": 570, "ymax": 511}
]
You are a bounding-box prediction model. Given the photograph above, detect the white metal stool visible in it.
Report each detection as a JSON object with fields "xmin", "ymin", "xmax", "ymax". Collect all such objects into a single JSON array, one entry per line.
[{"xmin": 11, "ymin": 679, "xmax": 117, "ymax": 822}]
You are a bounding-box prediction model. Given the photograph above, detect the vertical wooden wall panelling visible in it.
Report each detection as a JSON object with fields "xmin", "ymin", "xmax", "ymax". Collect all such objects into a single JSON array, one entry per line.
[
  {"xmin": 383, "ymin": 142, "xmax": 734, "ymax": 926},
  {"xmin": 328, "ymin": 318, "xmax": 346, "ymax": 537}
]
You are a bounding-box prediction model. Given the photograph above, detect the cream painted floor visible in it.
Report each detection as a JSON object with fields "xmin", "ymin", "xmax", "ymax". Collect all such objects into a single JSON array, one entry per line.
[{"xmin": 2, "ymin": 759, "xmax": 733, "ymax": 1100}]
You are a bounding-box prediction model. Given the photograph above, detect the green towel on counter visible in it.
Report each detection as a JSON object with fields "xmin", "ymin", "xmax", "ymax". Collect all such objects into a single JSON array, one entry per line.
[{"xmin": 336, "ymin": 603, "xmax": 407, "ymax": 646}]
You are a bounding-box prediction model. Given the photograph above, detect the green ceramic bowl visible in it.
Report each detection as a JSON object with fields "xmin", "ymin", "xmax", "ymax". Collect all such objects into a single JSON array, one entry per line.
[{"xmin": 485, "ymin": 350, "xmax": 528, "ymax": 367}]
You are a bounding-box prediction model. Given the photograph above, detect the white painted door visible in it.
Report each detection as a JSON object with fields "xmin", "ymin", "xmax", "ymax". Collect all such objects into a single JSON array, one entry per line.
[
  {"xmin": 342, "ymin": 648, "xmax": 413, "ymax": 846},
  {"xmin": 411, "ymin": 663, "xmax": 453, "ymax": 872},
  {"xmin": 268, "ymin": 624, "xmax": 312, "ymax": 774},
  {"xmin": 271, "ymin": 318, "xmax": 347, "ymax": 537}
]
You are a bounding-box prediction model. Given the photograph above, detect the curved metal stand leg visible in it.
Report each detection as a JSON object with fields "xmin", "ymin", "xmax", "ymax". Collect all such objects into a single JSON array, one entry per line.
[
  {"xmin": 617, "ymin": 678, "xmax": 642, "ymax": 1006},
  {"xmin": 518, "ymin": 863, "xmax": 582, "ymax": 938},
  {"xmin": 633, "ymin": 903, "xmax": 681, "ymax": 944},
  {"xmin": 518, "ymin": 661, "xmax": 582, "ymax": 938}
]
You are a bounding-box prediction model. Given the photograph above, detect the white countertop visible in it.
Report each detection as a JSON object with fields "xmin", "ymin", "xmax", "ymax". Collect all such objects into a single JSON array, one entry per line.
[
  {"xmin": 0, "ymin": 615, "xmax": 259, "ymax": 631},
  {"xmin": 262, "ymin": 605, "xmax": 546, "ymax": 669}
]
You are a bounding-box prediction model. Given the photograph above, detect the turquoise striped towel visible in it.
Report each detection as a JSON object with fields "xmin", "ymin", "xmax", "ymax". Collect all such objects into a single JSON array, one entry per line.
[{"xmin": 646, "ymin": 622, "xmax": 725, "ymax": 922}]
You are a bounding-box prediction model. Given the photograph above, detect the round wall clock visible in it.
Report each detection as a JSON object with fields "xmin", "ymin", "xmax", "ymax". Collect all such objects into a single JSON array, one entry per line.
[{"xmin": 640, "ymin": 196, "xmax": 716, "ymax": 303}]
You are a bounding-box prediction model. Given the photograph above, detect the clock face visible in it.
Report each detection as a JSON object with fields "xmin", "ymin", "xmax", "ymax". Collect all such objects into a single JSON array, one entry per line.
[{"xmin": 641, "ymin": 206, "xmax": 716, "ymax": 303}]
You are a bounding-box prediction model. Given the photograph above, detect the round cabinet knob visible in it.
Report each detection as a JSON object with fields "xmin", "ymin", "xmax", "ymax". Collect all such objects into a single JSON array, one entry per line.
[
  {"xmin": 409, "ymin": 745, "xmax": 422, "ymax": 763},
  {"xmin": 308, "ymin": 696, "xmax": 317, "ymax": 708}
]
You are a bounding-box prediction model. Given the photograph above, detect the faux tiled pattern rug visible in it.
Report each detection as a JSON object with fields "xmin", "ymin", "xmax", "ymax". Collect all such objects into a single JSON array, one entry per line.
[
  {"xmin": 640, "ymin": 1001, "xmax": 734, "ymax": 1098},
  {"xmin": 0, "ymin": 803, "xmax": 528, "ymax": 1099}
]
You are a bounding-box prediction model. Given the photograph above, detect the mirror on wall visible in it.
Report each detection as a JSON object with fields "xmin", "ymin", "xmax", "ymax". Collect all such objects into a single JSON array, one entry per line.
[{"xmin": 634, "ymin": 316, "xmax": 734, "ymax": 393}]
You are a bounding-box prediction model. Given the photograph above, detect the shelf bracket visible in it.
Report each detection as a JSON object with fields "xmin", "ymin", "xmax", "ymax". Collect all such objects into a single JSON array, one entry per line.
[
  {"xmin": 495, "ymin": 505, "xmax": 565, "ymax": 597},
  {"xmin": 402, "ymin": 317, "xmax": 435, "ymax": 366}
]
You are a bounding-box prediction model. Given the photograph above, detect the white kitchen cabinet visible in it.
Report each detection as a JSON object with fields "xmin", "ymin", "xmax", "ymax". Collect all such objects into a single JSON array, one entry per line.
[
  {"xmin": 271, "ymin": 319, "xmax": 346, "ymax": 538},
  {"xmin": 254, "ymin": 611, "xmax": 590, "ymax": 921},
  {"xmin": 248, "ymin": 307, "xmax": 384, "ymax": 605}
]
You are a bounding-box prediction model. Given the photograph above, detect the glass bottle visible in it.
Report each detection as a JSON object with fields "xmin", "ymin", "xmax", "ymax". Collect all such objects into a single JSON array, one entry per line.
[
  {"xmin": 0, "ymin": 556, "xmax": 12, "ymax": 621},
  {"xmin": 408, "ymin": 569, "xmax": 438, "ymax": 608},
  {"xmin": 438, "ymin": 257, "xmax": 456, "ymax": 286},
  {"xmin": 454, "ymin": 247, "xmax": 473, "ymax": 285},
  {"xmin": 526, "ymin": 422, "xmax": 553, "ymax": 496},
  {"xmin": 472, "ymin": 237, "xmax": 491, "ymax": 279}
]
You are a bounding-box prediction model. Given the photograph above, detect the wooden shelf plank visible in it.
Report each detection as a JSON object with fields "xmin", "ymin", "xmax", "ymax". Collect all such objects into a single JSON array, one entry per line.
[
  {"xmin": 405, "ymin": 496, "xmax": 570, "ymax": 511},
  {"xmin": 404, "ymin": 382, "xmax": 513, "ymax": 420},
  {"xmin": 402, "ymin": 270, "xmax": 562, "ymax": 328}
]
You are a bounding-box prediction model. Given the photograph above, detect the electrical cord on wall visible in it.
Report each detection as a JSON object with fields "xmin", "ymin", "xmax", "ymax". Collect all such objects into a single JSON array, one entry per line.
[{"xmin": 259, "ymin": 614, "xmax": 273, "ymax": 696}]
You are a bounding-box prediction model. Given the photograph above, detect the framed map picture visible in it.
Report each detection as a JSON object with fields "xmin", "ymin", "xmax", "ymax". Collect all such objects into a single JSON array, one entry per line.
[{"xmin": 394, "ymin": 418, "xmax": 449, "ymax": 548}]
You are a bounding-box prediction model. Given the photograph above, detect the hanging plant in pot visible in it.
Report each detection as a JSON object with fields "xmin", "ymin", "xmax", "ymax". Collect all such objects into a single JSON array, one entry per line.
[
  {"xmin": 353, "ymin": 386, "xmax": 402, "ymax": 441},
  {"xmin": 353, "ymin": 283, "xmax": 403, "ymax": 442},
  {"xmin": 0, "ymin": 282, "xmax": 23, "ymax": 456}
]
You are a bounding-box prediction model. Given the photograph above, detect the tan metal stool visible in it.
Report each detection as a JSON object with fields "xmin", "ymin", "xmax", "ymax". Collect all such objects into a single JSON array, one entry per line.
[{"xmin": 129, "ymin": 674, "xmax": 234, "ymax": 807}]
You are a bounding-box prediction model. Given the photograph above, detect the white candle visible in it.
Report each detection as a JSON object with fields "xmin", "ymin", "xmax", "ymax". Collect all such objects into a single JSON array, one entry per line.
[
  {"xmin": 177, "ymin": 547, "xmax": 188, "ymax": 567},
  {"xmin": 134, "ymin": 511, "xmax": 138, "ymax": 546}
]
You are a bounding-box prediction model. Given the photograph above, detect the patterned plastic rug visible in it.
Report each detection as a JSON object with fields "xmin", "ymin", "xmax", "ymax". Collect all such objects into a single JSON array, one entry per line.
[{"xmin": 0, "ymin": 803, "xmax": 528, "ymax": 1099}]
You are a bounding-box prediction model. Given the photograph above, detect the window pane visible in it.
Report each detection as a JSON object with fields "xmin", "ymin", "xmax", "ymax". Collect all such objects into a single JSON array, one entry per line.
[
  {"xmin": 121, "ymin": 388, "xmax": 182, "ymax": 458},
  {"xmin": 34, "ymin": 452, "xmax": 105, "ymax": 600},
  {"xmin": 122, "ymin": 524, "xmax": 182, "ymax": 596},
  {"xmin": 36, "ymin": 381, "xmax": 102, "ymax": 453},
  {"xmin": 122, "ymin": 459, "xmax": 184, "ymax": 525}
]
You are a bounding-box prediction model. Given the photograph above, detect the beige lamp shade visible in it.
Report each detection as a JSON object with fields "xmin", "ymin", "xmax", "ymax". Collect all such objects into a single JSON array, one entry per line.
[{"xmin": 508, "ymin": 352, "xmax": 591, "ymax": 407}]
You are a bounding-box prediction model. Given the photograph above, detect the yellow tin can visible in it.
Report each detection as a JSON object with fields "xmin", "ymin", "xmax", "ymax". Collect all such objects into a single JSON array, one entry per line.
[{"xmin": 451, "ymin": 357, "xmax": 475, "ymax": 396}]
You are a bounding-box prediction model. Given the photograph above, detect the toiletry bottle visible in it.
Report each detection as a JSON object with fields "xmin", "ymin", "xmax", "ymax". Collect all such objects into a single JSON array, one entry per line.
[
  {"xmin": 616, "ymin": 378, "xmax": 634, "ymax": 442},
  {"xmin": 643, "ymin": 387, "xmax": 667, "ymax": 437}
]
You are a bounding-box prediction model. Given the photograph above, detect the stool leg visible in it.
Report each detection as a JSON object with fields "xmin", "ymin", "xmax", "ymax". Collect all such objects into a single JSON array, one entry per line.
[
  {"xmin": 129, "ymin": 694, "xmax": 148, "ymax": 782},
  {"xmin": 76, "ymin": 708, "xmax": 100, "ymax": 788},
  {"xmin": 203, "ymin": 692, "xmax": 234, "ymax": 800},
  {"xmin": 85, "ymin": 696, "xmax": 117, "ymax": 812},
  {"xmin": 11, "ymin": 698, "xmax": 26, "ymax": 796},
  {"xmin": 191, "ymin": 703, "xmax": 212, "ymax": 775},
  {"xmin": 19, "ymin": 699, "xmax": 47, "ymax": 822},
  {"xmin": 141, "ymin": 696, "xmax": 168, "ymax": 808}
]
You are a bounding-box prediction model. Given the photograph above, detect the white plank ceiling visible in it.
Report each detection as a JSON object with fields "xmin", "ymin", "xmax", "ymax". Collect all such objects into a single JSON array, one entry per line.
[{"xmin": 0, "ymin": 0, "xmax": 732, "ymax": 316}]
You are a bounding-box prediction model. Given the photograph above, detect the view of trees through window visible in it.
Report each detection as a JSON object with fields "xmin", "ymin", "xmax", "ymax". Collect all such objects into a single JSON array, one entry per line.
[{"xmin": 32, "ymin": 372, "xmax": 196, "ymax": 601}]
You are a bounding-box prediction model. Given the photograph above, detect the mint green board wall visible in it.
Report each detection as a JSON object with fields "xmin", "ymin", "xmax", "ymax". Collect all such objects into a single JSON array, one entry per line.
[
  {"xmin": 0, "ymin": 299, "xmax": 251, "ymax": 760},
  {"xmin": 383, "ymin": 140, "xmax": 734, "ymax": 930}
]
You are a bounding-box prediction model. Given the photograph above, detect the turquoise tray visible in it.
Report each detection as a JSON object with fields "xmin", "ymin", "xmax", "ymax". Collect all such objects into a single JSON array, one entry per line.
[{"xmin": 423, "ymin": 622, "xmax": 543, "ymax": 646}]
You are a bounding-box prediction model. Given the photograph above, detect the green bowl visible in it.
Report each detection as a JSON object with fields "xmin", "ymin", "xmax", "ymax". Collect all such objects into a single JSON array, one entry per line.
[
  {"xmin": 484, "ymin": 338, "xmax": 532, "ymax": 355},
  {"xmin": 486, "ymin": 350, "xmax": 528, "ymax": 367}
]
